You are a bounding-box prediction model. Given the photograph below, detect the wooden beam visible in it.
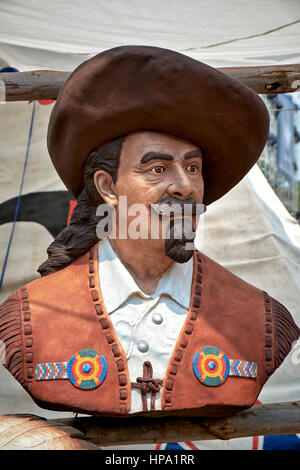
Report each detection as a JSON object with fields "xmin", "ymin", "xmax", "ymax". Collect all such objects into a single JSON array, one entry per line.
[
  {"xmin": 48, "ymin": 401, "xmax": 300, "ymax": 447},
  {"xmin": 1, "ymin": 402, "xmax": 299, "ymax": 449},
  {"xmin": 0, "ymin": 64, "xmax": 300, "ymax": 102},
  {"xmin": 0, "ymin": 70, "xmax": 69, "ymax": 102},
  {"xmin": 219, "ymin": 63, "xmax": 300, "ymax": 95}
]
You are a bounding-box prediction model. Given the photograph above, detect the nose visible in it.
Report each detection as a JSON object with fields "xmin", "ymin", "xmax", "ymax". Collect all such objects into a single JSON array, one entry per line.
[{"xmin": 167, "ymin": 166, "xmax": 193, "ymax": 200}]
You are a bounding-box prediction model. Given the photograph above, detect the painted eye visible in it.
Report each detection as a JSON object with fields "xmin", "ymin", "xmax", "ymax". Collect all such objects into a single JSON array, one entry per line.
[
  {"xmin": 151, "ymin": 165, "xmax": 165, "ymax": 174},
  {"xmin": 186, "ymin": 164, "xmax": 198, "ymax": 172}
]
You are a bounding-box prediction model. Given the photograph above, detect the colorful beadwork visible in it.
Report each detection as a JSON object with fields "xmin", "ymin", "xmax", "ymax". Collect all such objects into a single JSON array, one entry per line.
[
  {"xmin": 229, "ymin": 359, "xmax": 257, "ymax": 378},
  {"xmin": 35, "ymin": 349, "xmax": 107, "ymax": 390},
  {"xmin": 193, "ymin": 346, "xmax": 230, "ymax": 386},
  {"xmin": 67, "ymin": 349, "xmax": 107, "ymax": 390},
  {"xmin": 193, "ymin": 346, "xmax": 257, "ymax": 387},
  {"xmin": 35, "ymin": 362, "xmax": 68, "ymax": 381}
]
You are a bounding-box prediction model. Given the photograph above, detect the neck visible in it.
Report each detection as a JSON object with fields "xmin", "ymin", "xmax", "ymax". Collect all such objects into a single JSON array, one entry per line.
[{"xmin": 109, "ymin": 238, "xmax": 172, "ymax": 295}]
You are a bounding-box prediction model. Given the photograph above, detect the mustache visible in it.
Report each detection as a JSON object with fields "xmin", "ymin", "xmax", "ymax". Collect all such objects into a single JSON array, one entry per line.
[{"xmin": 151, "ymin": 196, "xmax": 206, "ymax": 217}]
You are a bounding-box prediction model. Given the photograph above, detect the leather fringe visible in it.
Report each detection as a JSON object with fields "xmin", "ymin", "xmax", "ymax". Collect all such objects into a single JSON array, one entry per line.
[
  {"xmin": 0, "ymin": 292, "xmax": 25, "ymax": 385},
  {"xmin": 272, "ymin": 298, "xmax": 300, "ymax": 369}
]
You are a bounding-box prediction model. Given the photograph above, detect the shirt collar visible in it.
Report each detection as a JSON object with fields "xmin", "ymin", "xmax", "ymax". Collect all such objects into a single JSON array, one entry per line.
[{"xmin": 98, "ymin": 238, "xmax": 193, "ymax": 313}]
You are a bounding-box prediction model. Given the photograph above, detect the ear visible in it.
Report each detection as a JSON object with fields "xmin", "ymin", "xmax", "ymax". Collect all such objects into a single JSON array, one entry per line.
[{"xmin": 93, "ymin": 170, "xmax": 118, "ymax": 207}]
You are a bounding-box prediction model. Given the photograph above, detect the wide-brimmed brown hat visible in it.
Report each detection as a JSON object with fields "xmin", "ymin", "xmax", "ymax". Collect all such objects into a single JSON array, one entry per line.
[{"xmin": 47, "ymin": 45, "xmax": 269, "ymax": 205}]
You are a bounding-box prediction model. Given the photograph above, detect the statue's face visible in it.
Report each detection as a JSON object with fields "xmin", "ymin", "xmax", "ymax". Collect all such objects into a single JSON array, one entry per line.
[
  {"xmin": 94, "ymin": 130, "xmax": 204, "ymax": 260},
  {"xmin": 115, "ymin": 130, "xmax": 204, "ymax": 241}
]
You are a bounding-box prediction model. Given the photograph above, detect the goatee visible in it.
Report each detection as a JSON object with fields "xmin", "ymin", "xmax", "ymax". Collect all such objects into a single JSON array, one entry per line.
[{"xmin": 165, "ymin": 218, "xmax": 195, "ymax": 263}]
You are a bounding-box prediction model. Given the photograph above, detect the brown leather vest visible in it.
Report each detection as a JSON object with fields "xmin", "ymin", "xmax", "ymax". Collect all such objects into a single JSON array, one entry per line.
[{"xmin": 1, "ymin": 244, "xmax": 298, "ymax": 417}]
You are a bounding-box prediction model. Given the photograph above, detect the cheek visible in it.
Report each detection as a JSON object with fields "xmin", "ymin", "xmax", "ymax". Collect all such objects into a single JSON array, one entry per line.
[
  {"xmin": 116, "ymin": 174, "xmax": 166, "ymax": 205},
  {"xmin": 116, "ymin": 175, "xmax": 141, "ymax": 203}
]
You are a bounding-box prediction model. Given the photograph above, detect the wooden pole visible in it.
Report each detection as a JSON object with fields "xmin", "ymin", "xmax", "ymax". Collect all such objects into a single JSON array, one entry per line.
[
  {"xmin": 47, "ymin": 401, "xmax": 300, "ymax": 447},
  {"xmin": 219, "ymin": 64, "xmax": 300, "ymax": 94},
  {"xmin": 1, "ymin": 402, "xmax": 299, "ymax": 449},
  {"xmin": 0, "ymin": 64, "xmax": 300, "ymax": 102},
  {"xmin": 0, "ymin": 70, "xmax": 69, "ymax": 102}
]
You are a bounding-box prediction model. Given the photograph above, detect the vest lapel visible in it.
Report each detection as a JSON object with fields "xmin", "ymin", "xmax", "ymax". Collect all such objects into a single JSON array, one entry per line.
[
  {"xmin": 161, "ymin": 251, "xmax": 266, "ymax": 415},
  {"xmin": 161, "ymin": 251, "xmax": 202, "ymax": 408},
  {"xmin": 29, "ymin": 243, "xmax": 131, "ymax": 415}
]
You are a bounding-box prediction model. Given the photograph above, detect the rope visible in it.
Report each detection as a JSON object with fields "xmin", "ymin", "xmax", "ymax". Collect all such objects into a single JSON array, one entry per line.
[{"xmin": 0, "ymin": 101, "xmax": 36, "ymax": 293}]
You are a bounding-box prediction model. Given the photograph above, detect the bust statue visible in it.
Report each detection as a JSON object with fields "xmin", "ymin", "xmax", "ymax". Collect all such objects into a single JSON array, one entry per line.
[{"xmin": 0, "ymin": 46, "xmax": 299, "ymax": 418}]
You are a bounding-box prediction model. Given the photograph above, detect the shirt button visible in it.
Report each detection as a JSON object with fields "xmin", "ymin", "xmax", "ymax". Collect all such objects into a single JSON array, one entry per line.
[
  {"xmin": 137, "ymin": 341, "xmax": 149, "ymax": 353},
  {"xmin": 152, "ymin": 313, "xmax": 163, "ymax": 325}
]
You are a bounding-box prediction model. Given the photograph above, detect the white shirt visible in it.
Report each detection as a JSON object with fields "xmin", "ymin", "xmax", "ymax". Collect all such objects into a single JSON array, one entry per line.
[{"xmin": 98, "ymin": 238, "xmax": 193, "ymax": 413}]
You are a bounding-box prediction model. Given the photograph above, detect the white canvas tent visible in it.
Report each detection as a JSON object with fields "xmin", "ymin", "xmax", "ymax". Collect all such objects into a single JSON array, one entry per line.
[
  {"xmin": 0, "ymin": 0, "xmax": 300, "ymax": 70},
  {"xmin": 0, "ymin": 0, "xmax": 299, "ymax": 450}
]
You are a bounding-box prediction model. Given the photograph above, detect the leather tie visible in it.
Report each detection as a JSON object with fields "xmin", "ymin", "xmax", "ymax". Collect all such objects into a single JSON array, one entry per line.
[{"xmin": 131, "ymin": 361, "xmax": 163, "ymax": 412}]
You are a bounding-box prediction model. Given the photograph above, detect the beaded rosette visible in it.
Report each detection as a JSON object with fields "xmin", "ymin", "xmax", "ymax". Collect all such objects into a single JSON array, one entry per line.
[
  {"xmin": 193, "ymin": 346, "xmax": 257, "ymax": 387},
  {"xmin": 35, "ymin": 348, "xmax": 107, "ymax": 390}
]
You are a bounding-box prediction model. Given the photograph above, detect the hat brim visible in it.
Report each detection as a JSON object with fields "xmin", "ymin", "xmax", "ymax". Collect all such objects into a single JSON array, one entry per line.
[{"xmin": 47, "ymin": 46, "xmax": 269, "ymax": 205}]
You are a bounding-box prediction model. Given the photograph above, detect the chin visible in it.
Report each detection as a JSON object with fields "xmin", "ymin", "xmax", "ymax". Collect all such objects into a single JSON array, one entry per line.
[
  {"xmin": 164, "ymin": 218, "xmax": 196, "ymax": 263},
  {"xmin": 165, "ymin": 239, "xmax": 195, "ymax": 263}
]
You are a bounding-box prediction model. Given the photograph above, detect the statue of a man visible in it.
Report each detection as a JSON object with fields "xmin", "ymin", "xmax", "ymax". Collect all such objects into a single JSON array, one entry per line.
[{"xmin": 0, "ymin": 46, "xmax": 299, "ymax": 417}]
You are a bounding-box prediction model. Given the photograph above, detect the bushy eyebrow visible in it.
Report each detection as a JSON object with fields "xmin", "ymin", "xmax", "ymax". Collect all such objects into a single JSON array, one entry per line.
[
  {"xmin": 140, "ymin": 149, "xmax": 202, "ymax": 164},
  {"xmin": 140, "ymin": 152, "xmax": 174, "ymax": 164},
  {"xmin": 183, "ymin": 150, "xmax": 203, "ymax": 160}
]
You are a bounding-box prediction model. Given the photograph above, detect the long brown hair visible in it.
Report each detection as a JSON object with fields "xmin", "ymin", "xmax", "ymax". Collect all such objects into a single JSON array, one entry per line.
[{"xmin": 38, "ymin": 135, "xmax": 125, "ymax": 276}]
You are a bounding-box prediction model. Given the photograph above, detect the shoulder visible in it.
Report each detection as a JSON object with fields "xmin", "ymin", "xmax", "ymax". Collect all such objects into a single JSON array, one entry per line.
[
  {"xmin": 198, "ymin": 250, "xmax": 264, "ymax": 299},
  {"xmin": 17, "ymin": 246, "xmax": 93, "ymax": 302}
]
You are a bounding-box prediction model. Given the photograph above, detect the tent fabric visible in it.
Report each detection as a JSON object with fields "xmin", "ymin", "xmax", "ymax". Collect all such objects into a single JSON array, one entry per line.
[
  {"xmin": 0, "ymin": 101, "xmax": 299, "ymax": 449},
  {"xmin": 0, "ymin": 0, "xmax": 299, "ymax": 71}
]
